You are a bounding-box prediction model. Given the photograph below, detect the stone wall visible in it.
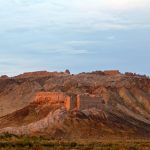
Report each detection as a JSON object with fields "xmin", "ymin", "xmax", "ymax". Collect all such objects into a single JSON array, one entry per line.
[{"xmin": 77, "ymin": 95, "xmax": 102, "ymax": 110}]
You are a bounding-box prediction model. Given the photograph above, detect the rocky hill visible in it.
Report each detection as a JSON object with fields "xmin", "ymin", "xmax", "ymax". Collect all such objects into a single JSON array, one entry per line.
[{"xmin": 0, "ymin": 70, "xmax": 150, "ymax": 139}]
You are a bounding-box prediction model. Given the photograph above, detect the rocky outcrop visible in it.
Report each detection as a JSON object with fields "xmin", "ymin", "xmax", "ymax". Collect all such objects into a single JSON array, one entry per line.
[{"xmin": 0, "ymin": 75, "xmax": 9, "ymax": 79}]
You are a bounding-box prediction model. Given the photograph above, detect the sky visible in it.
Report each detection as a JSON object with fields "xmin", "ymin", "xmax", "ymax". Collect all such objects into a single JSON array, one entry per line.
[{"xmin": 0, "ymin": 0, "xmax": 150, "ymax": 76}]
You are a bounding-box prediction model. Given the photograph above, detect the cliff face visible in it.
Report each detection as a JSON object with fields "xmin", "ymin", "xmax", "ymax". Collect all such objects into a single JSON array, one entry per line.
[{"xmin": 0, "ymin": 71, "xmax": 150, "ymax": 139}]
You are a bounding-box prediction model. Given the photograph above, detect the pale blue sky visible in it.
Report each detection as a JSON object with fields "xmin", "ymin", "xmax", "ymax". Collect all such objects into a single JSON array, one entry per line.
[{"xmin": 0, "ymin": 0, "xmax": 150, "ymax": 76}]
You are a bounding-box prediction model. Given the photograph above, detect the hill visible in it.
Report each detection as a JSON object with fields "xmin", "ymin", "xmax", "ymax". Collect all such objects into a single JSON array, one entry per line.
[{"xmin": 0, "ymin": 70, "xmax": 150, "ymax": 139}]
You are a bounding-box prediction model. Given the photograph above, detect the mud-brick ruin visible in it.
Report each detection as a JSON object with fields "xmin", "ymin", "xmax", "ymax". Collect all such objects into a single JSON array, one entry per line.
[
  {"xmin": 76, "ymin": 95, "xmax": 103, "ymax": 110},
  {"xmin": 35, "ymin": 92, "xmax": 103, "ymax": 111},
  {"xmin": 35, "ymin": 92, "xmax": 69, "ymax": 104}
]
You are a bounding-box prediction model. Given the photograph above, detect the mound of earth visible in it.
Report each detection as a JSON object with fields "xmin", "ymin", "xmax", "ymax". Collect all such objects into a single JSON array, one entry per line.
[{"xmin": 0, "ymin": 70, "xmax": 150, "ymax": 139}]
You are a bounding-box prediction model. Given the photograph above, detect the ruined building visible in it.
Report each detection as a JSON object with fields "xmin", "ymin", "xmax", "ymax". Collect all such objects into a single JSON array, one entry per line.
[
  {"xmin": 103, "ymin": 70, "xmax": 121, "ymax": 76},
  {"xmin": 76, "ymin": 95, "xmax": 103, "ymax": 110},
  {"xmin": 35, "ymin": 92, "xmax": 103, "ymax": 111},
  {"xmin": 35, "ymin": 92, "xmax": 69, "ymax": 105},
  {"xmin": 64, "ymin": 94, "xmax": 77, "ymax": 111}
]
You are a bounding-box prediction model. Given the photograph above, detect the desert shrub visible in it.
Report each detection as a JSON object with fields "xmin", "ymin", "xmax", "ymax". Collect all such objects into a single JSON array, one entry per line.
[
  {"xmin": 68, "ymin": 141, "xmax": 77, "ymax": 147},
  {"xmin": 42, "ymin": 142, "xmax": 55, "ymax": 147},
  {"xmin": 0, "ymin": 133, "xmax": 18, "ymax": 139}
]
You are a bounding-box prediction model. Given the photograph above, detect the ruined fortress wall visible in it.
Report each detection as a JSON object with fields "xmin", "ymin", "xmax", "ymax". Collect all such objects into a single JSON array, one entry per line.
[
  {"xmin": 104, "ymin": 70, "xmax": 120, "ymax": 76},
  {"xmin": 77, "ymin": 95, "xmax": 102, "ymax": 110},
  {"xmin": 35, "ymin": 92, "xmax": 67, "ymax": 104},
  {"xmin": 35, "ymin": 92, "xmax": 103, "ymax": 110},
  {"xmin": 64, "ymin": 95, "xmax": 76, "ymax": 111},
  {"xmin": 14, "ymin": 71, "xmax": 66, "ymax": 79},
  {"xmin": 64, "ymin": 96, "xmax": 71, "ymax": 111}
]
